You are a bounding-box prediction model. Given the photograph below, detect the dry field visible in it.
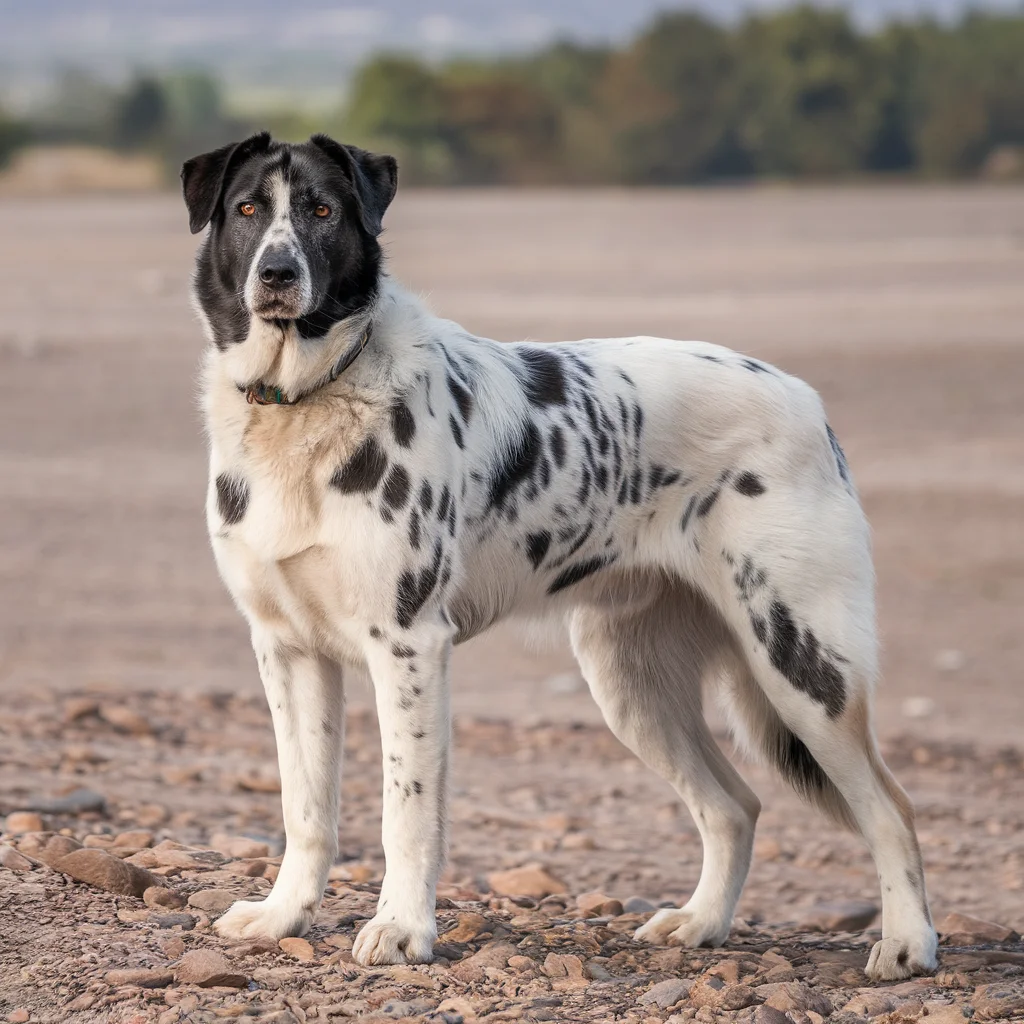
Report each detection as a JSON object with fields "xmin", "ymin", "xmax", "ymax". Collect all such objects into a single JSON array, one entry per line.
[{"xmin": 1, "ymin": 187, "xmax": 1023, "ymax": 1023}]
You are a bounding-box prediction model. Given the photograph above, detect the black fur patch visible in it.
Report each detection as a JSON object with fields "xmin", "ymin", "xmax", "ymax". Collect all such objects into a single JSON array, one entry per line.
[
  {"xmin": 549, "ymin": 426, "xmax": 566, "ymax": 469},
  {"xmin": 696, "ymin": 489, "xmax": 720, "ymax": 517},
  {"xmin": 548, "ymin": 555, "xmax": 614, "ymax": 594},
  {"xmin": 826, "ymin": 424, "xmax": 852, "ymax": 486},
  {"xmin": 487, "ymin": 420, "xmax": 542, "ymax": 513},
  {"xmin": 517, "ymin": 348, "xmax": 567, "ymax": 407},
  {"xmin": 382, "ymin": 465, "xmax": 411, "ymax": 511},
  {"xmin": 446, "ymin": 374, "xmax": 474, "ymax": 423},
  {"xmin": 734, "ymin": 472, "xmax": 766, "ymax": 497},
  {"xmin": 680, "ymin": 495, "xmax": 697, "ymax": 532},
  {"xmin": 330, "ymin": 437, "xmax": 388, "ymax": 493},
  {"xmin": 408, "ymin": 509, "xmax": 421, "ymax": 550},
  {"xmin": 396, "ymin": 539, "xmax": 444, "ymax": 628},
  {"xmin": 215, "ymin": 473, "xmax": 249, "ymax": 525},
  {"xmin": 526, "ymin": 531, "xmax": 551, "ymax": 569},
  {"xmin": 449, "ymin": 414, "xmax": 464, "ymax": 449},
  {"xmin": 392, "ymin": 642, "xmax": 416, "ymax": 658},
  {"xmin": 436, "ymin": 485, "xmax": 451, "ymax": 523},
  {"xmin": 390, "ymin": 400, "xmax": 416, "ymax": 447},
  {"xmin": 419, "ymin": 481, "xmax": 433, "ymax": 514}
]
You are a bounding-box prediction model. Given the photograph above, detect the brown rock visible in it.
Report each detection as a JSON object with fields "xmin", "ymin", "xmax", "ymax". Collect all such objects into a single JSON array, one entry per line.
[
  {"xmin": 114, "ymin": 830, "xmax": 154, "ymax": 848},
  {"xmin": 144, "ymin": 886, "xmax": 185, "ymax": 909},
  {"xmin": 508, "ymin": 955, "xmax": 538, "ymax": 974},
  {"xmin": 439, "ymin": 912, "xmax": 489, "ymax": 943},
  {"xmin": 639, "ymin": 978, "xmax": 692, "ymax": 1009},
  {"xmin": 486, "ymin": 864, "xmax": 566, "ymax": 899},
  {"xmin": 4, "ymin": 812, "xmax": 43, "ymax": 835},
  {"xmin": 973, "ymin": 981, "xmax": 1024, "ymax": 1021},
  {"xmin": 187, "ymin": 888, "xmax": 238, "ymax": 914},
  {"xmin": 937, "ymin": 912, "xmax": 1019, "ymax": 943},
  {"xmin": 754, "ymin": 837, "xmax": 784, "ymax": 861},
  {"xmin": 151, "ymin": 846, "xmax": 225, "ymax": 870},
  {"xmin": 160, "ymin": 937, "xmax": 186, "ymax": 958},
  {"xmin": 103, "ymin": 968, "xmax": 174, "ymax": 988},
  {"xmin": 0, "ymin": 846, "xmax": 34, "ymax": 872},
  {"xmin": 279, "ymin": 937, "xmax": 315, "ymax": 962},
  {"xmin": 576, "ymin": 892, "xmax": 624, "ymax": 917},
  {"xmin": 209, "ymin": 833, "xmax": 271, "ymax": 859},
  {"xmin": 57, "ymin": 847, "xmax": 162, "ymax": 897},
  {"xmin": 174, "ymin": 949, "xmax": 247, "ymax": 988},
  {"xmin": 99, "ymin": 704, "xmax": 152, "ymax": 735},
  {"xmin": 752, "ymin": 1008, "xmax": 791, "ymax": 1024},
  {"xmin": 63, "ymin": 697, "xmax": 100, "ymax": 722},
  {"xmin": 799, "ymin": 900, "xmax": 879, "ymax": 931},
  {"xmin": 133, "ymin": 804, "xmax": 170, "ymax": 827},
  {"xmin": 32, "ymin": 834, "xmax": 82, "ymax": 867},
  {"xmin": 82, "ymin": 834, "xmax": 114, "ymax": 848},
  {"xmin": 7, "ymin": 1010, "xmax": 30, "ymax": 1023},
  {"xmin": 449, "ymin": 941, "xmax": 518, "ymax": 983},
  {"xmin": 236, "ymin": 775, "xmax": 281, "ymax": 793},
  {"xmin": 763, "ymin": 982, "xmax": 833, "ymax": 1016},
  {"xmin": 841, "ymin": 990, "xmax": 896, "ymax": 1016},
  {"xmin": 542, "ymin": 952, "xmax": 589, "ymax": 992},
  {"xmin": 690, "ymin": 973, "xmax": 761, "ymax": 1011}
]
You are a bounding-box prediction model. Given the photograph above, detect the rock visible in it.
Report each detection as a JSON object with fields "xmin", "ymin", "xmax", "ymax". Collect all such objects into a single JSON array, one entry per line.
[
  {"xmin": 133, "ymin": 804, "xmax": 170, "ymax": 827},
  {"xmin": 936, "ymin": 912, "xmax": 1019, "ymax": 943},
  {"xmin": 799, "ymin": 900, "xmax": 878, "ymax": 931},
  {"xmin": 689, "ymin": 973, "xmax": 761, "ymax": 1011},
  {"xmin": 449, "ymin": 941, "xmax": 518, "ymax": 983},
  {"xmin": 144, "ymin": 886, "xmax": 185, "ymax": 909},
  {"xmin": 917, "ymin": 1005, "xmax": 972, "ymax": 1024},
  {"xmin": 754, "ymin": 837, "xmax": 784, "ymax": 861},
  {"xmin": 63, "ymin": 697, "xmax": 100, "ymax": 722},
  {"xmin": 377, "ymin": 999, "xmax": 436, "ymax": 1019},
  {"xmin": 104, "ymin": 968, "xmax": 174, "ymax": 988},
  {"xmin": 19, "ymin": 788, "xmax": 105, "ymax": 815},
  {"xmin": 57, "ymin": 848, "xmax": 162, "ymax": 897},
  {"xmin": 541, "ymin": 953, "xmax": 589, "ymax": 992},
  {"xmin": 576, "ymin": 892, "xmax": 624, "ymax": 917},
  {"xmin": 623, "ymin": 896, "xmax": 657, "ymax": 915},
  {"xmin": 560, "ymin": 832, "xmax": 597, "ymax": 850},
  {"xmin": 153, "ymin": 913, "xmax": 196, "ymax": 930},
  {"xmin": 187, "ymin": 888, "xmax": 238, "ymax": 914},
  {"xmin": 763, "ymin": 982, "xmax": 833, "ymax": 1016},
  {"xmin": 114, "ymin": 830, "xmax": 154, "ymax": 848},
  {"xmin": 973, "ymin": 981, "xmax": 1024, "ymax": 1021},
  {"xmin": 4, "ymin": 812, "xmax": 44, "ymax": 834},
  {"xmin": 7, "ymin": 1010, "xmax": 30, "ymax": 1023},
  {"xmin": 752, "ymin": 1008, "xmax": 791, "ymax": 1024},
  {"xmin": 99, "ymin": 704, "xmax": 152, "ymax": 735},
  {"xmin": 150, "ymin": 844, "xmax": 225, "ymax": 870},
  {"xmin": 841, "ymin": 990, "xmax": 895, "ymax": 1016},
  {"xmin": 486, "ymin": 864, "xmax": 566, "ymax": 899},
  {"xmin": 279, "ymin": 937, "xmax": 315, "ymax": 961},
  {"xmin": 439, "ymin": 912, "xmax": 489, "ymax": 943},
  {"xmin": 0, "ymin": 846, "xmax": 34, "ymax": 872},
  {"xmin": 174, "ymin": 949, "xmax": 247, "ymax": 988},
  {"xmin": 236, "ymin": 775, "xmax": 281, "ymax": 793},
  {"xmin": 31, "ymin": 835, "xmax": 82, "ymax": 868},
  {"xmin": 209, "ymin": 833, "xmax": 271, "ymax": 860},
  {"xmin": 508, "ymin": 954, "xmax": 538, "ymax": 973},
  {"xmin": 639, "ymin": 979, "xmax": 692, "ymax": 1009}
]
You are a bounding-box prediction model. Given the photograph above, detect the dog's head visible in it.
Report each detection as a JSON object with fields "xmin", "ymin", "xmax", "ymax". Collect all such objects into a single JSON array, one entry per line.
[{"xmin": 182, "ymin": 133, "xmax": 397, "ymax": 347}]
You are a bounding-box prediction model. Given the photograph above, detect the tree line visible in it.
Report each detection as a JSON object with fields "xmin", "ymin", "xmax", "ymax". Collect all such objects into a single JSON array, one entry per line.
[{"xmin": 3, "ymin": 7, "xmax": 1023, "ymax": 183}]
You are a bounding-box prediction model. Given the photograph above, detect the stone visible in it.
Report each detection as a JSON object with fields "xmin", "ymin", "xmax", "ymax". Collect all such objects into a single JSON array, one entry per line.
[
  {"xmin": 153, "ymin": 913, "xmax": 196, "ymax": 930},
  {"xmin": 377, "ymin": 999, "xmax": 436, "ymax": 1019},
  {"xmin": 918, "ymin": 1003, "xmax": 973, "ymax": 1024},
  {"xmin": 19, "ymin": 788, "xmax": 105, "ymax": 815},
  {"xmin": 57, "ymin": 847, "xmax": 162, "ymax": 897},
  {"xmin": 439, "ymin": 912, "xmax": 489, "ymax": 942},
  {"xmin": 508, "ymin": 954, "xmax": 538, "ymax": 973},
  {"xmin": 541, "ymin": 953, "xmax": 589, "ymax": 992},
  {"xmin": 209, "ymin": 833, "xmax": 271, "ymax": 860},
  {"xmin": 63, "ymin": 697, "xmax": 100, "ymax": 722},
  {"xmin": 104, "ymin": 968, "xmax": 174, "ymax": 988},
  {"xmin": 763, "ymin": 982, "xmax": 833, "ymax": 1016},
  {"xmin": 936, "ymin": 912, "xmax": 1019, "ymax": 943},
  {"xmin": 133, "ymin": 804, "xmax": 170, "ymax": 827},
  {"xmin": 973, "ymin": 981, "xmax": 1024, "ymax": 1021},
  {"xmin": 799, "ymin": 900, "xmax": 878, "ymax": 931},
  {"xmin": 4, "ymin": 812, "xmax": 43, "ymax": 834},
  {"xmin": 32, "ymin": 834, "xmax": 82, "ymax": 867},
  {"xmin": 150, "ymin": 844, "xmax": 225, "ymax": 870},
  {"xmin": 752, "ymin": 1008, "xmax": 791, "ymax": 1024},
  {"xmin": 639, "ymin": 979, "xmax": 692, "ymax": 1009},
  {"xmin": 279, "ymin": 937, "xmax": 315, "ymax": 961},
  {"xmin": 144, "ymin": 886, "xmax": 185, "ymax": 909},
  {"xmin": 449, "ymin": 941, "xmax": 518, "ymax": 983},
  {"xmin": 623, "ymin": 896, "xmax": 657, "ymax": 915},
  {"xmin": 174, "ymin": 949, "xmax": 247, "ymax": 988},
  {"xmin": 99, "ymin": 704, "xmax": 153, "ymax": 735},
  {"xmin": 754, "ymin": 837, "xmax": 784, "ymax": 861},
  {"xmin": 486, "ymin": 864, "xmax": 566, "ymax": 899},
  {"xmin": 841, "ymin": 990, "xmax": 895, "ymax": 1016},
  {"xmin": 187, "ymin": 889, "xmax": 238, "ymax": 914},
  {"xmin": 7, "ymin": 1010, "xmax": 30, "ymax": 1023},
  {"xmin": 114, "ymin": 830, "xmax": 154, "ymax": 848},
  {"xmin": 577, "ymin": 892, "xmax": 624, "ymax": 917},
  {"xmin": 0, "ymin": 846, "xmax": 33, "ymax": 872},
  {"xmin": 689, "ymin": 973, "xmax": 761, "ymax": 1011}
]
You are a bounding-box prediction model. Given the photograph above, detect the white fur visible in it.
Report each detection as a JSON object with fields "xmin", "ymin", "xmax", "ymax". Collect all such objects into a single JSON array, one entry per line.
[{"xmin": 199, "ymin": 274, "xmax": 937, "ymax": 979}]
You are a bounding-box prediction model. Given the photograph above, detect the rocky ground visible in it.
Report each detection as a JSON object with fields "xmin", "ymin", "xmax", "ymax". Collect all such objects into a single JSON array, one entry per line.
[{"xmin": 1, "ymin": 687, "xmax": 1022, "ymax": 1024}]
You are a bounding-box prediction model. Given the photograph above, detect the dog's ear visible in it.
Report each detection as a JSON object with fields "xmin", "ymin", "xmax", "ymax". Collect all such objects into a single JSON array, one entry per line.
[
  {"xmin": 310, "ymin": 134, "xmax": 398, "ymax": 237},
  {"xmin": 180, "ymin": 132, "xmax": 272, "ymax": 235}
]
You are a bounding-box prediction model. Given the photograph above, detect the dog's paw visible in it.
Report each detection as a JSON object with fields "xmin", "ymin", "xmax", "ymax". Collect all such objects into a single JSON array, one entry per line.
[
  {"xmin": 352, "ymin": 915, "xmax": 436, "ymax": 966},
  {"xmin": 634, "ymin": 907, "xmax": 731, "ymax": 948},
  {"xmin": 865, "ymin": 933, "xmax": 938, "ymax": 981},
  {"xmin": 213, "ymin": 897, "xmax": 313, "ymax": 942}
]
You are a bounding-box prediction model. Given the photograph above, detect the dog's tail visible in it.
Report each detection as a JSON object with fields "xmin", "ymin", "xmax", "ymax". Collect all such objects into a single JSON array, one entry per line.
[{"xmin": 719, "ymin": 671, "xmax": 859, "ymax": 832}]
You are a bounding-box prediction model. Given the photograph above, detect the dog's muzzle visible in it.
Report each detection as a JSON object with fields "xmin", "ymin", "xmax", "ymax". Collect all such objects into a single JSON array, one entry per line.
[{"xmin": 251, "ymin": 247, "xmax": 305, "ymax": 318}]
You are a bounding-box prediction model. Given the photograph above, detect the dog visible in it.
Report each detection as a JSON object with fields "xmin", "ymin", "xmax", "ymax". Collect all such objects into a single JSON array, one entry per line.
[{"xmin": 180, "ymin": 132, "xmax": 938, "ymax": 979}]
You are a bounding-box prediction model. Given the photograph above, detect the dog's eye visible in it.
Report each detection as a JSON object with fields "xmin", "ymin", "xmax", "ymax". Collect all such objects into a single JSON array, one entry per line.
[
  {"xmin": 314, "ymin": 204, "xmax": 331, "ymax": 218},
  {"xmin": 238, "ymin": 202, "xmax": 256, "ymax": 217}
]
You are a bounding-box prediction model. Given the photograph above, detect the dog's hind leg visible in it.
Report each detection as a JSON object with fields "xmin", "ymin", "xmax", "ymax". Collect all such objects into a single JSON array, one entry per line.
[
  {"xmin": 569, "ymin": 583, "xmax": 761, "ymax": 948},
  {"xmin": 215, "ymin": 631, "xmax": 345, "ymax": 941}
]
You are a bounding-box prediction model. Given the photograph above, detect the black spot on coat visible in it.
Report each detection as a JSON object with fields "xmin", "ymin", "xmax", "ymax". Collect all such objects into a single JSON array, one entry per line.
[
  {"xmin": 517, "ymin": 348, "xmax": 567, "ymax": 407},
  {"xmin": 449, "ymin": 414, "xmax": 464, "ymax": 449},
  {"xmin": 396, "ymin": 539, "xmax": 444, "ymax": 628},
  {"xmin": 487, "ymin": 420, "xmax": 541, "ymax": 513},
  {"xmin": 331, "ymin": 437, "xmax": 388, "ymax": 493},
  {"xmin": 215, "ymin": 473, "xmax": 249, "ymax": 525},
  {"xmin": 382, "ymin": 465, "xmax": 411, "ymax": 511},
  {"xmin": 419, "ymin": 480, "xmax": 433, "ymax": 513},
  {"xmin": 548, "ymin": 555, "xmax": 615, "ymax": 595},
  {"xmin": 549, "ymin": 426, "xmax": 566, "ymax": 469},
  {"xmin": 390, "ymin": 400, "xmax": 416, "ymax": 447},
  {"xmin": 446, "ymin": 374, "xmax": 474, "ymax": 423},
  {"xmin": 526, "ymin": 531, "xmax": 551, "ymax": 570},
  {"xmin": 734, "ymin": 472, "xmax": 766, "ymax": 497}
]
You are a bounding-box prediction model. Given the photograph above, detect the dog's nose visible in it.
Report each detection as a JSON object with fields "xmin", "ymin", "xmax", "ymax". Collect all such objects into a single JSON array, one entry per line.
[{"xmin": 258, "ymin": 253, "xmax": 299, "ymax": 290}]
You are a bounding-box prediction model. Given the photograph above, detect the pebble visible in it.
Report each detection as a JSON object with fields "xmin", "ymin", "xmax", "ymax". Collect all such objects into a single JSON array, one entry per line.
[
  {"xmin": 20, "ymin": 788, "xmax": 105, "ymax": 815},
  {"xmin": 278, "ymin": 937, "xmax": 315, "ymax": 961},
  {"xmin": 763, "ymin": 982, "xmax": 833, "ymax": 1016},
  {"xmin": 439, "ymin": 911, "xmax": 489, "ymax": 942},
  {"xmin": 174, "ymin": 949, "xmax": 247, "ymax": 988},
  {"xmin": 103, "ymin": 968, "xmax": 174, "ymax": 988},
  {"xmin": 114, "ymin": 830, "xmax": 154, "ymax": 848},
  {"xmin": 973, "ymin": 981, "xmax": 1024, "ymax": 1021},
  {"xmin": 153, "ymin": 912, "xmax": 196, "ymax": 930},
  {"xmin": 689, "ymin": 972, "xmax": 760, "ymax": 1011},
  {"xmin": 639, "ymin": 978, "xmax": 693, "ymax": 1009},
  {"xmin": 57, "ymin": 847, "xmax": 162, "ymax": 897},
  {"xmin": 936, "ymin": 911, "xmax": 1019, "ymax": 943},
  {"xmin": 751, "ymin": 1008, "xmax": 790, "ymax": 1024},
  {"xmin": 133, "ymin": 803, "xmax": 170, "ymax": 827},
  {"xmin": 487, "ymin": 864, "xmax": 567, "ymax": 899},
  {"xmin": 449, "ymin": 941, "xmax": 518, "ymax": 983},
  {"xmin": 622, "ymin": 896, "xmax": 657, "ymax": 914},
  {"xmin": 7, "ymin": 1011, "xmax": 30, "ymax": 1023},
  {"xmin": 187, "ymin": 888, "xmax": 239, "ymax": 914},
  {"xmin": 0, "ymin": 846, "xmax": 33, "ymax": 872},
  {"xmin": 4, "ymin": 812, "xmax": 44, "ymax": 835},
  {"xmin": 99, "ymin": 704, "xmax": 153, "ymax": 735},
  {"xmin": 576, "ymin": 892, "xmax": 624, "ymax": 917},
  {"xmin": 28, "ymin": 834, "xmax": 81, "ymax": 868},
  {"xmin": 377, "ymin": 1000, "xmax": 436, "ymax": 1020},
  {"xmin": 209, "ymin": 833, "xmax": 271, "ymax": 859},
  {"xmin": 798, "ymin": 899, "xmax": 878, "ymax": 931},
  {"xmin": 754, "ymin": 837, "xmax": 784, "ymax": 861},
  {"xmin": 62, "ymin": 697, "xmax": 100, "ymax": 722}
]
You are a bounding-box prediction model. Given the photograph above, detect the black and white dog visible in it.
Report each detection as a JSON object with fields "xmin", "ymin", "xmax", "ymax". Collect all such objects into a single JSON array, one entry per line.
[{"xmin": 181, "ymin": 132, "xmax": 937, "ymax": 978}]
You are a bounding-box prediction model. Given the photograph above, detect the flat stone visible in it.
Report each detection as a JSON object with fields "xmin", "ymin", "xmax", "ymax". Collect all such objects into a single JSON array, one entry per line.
[
  {"xmin": 577, "ymin": 892, "xmax": 624, "ymax": 917},
  {"xmin": 449, "ymin": 941, "xmax": 518, "ymax": 983},
  {"xmin": 752, "ymin": 1008, "xmax": 791, "ymax": 1024},
  {"xmin": 690, "ymin": 973, "xmax": 762, "ymax": 1011},
  {"xmin": 104, "ymin": 968, "xmax": 174, "ymax": 988},
  {"xmin": 0, "ymin": 845, "xmax": 34, "ymax": 872},
  {"xmin": 798, "ymin": 900, "xmax": 879, "ymax": 932},
  {"xmin": 639, "ymin": 978, "xmax": 692, "ymax": 1008},
  {"xmin": 622, "ymin": 896, "xmax": 657, "ymax": 915},
  {"xmin": 377, "ymin": 999, "xmax": 436, "ymax": 1020},
  {"xmin": 31, "ymin": 834, "xmax": 82, "ymax": 868},
  {"xmin": 7, "ymin": 1010, "xmax": 30, "ymax": 1023},
  {"xmin": 133, "ymin": 804, "xmax": 170, "ymax": 827},
  {"xmin": 153, "ymin": 912, "xmax": 196, "ymax": 930},
  {"xmin": 278, "ymin": 937, "xmax": 315, "ymax": 961},
  {"xmin": 175, "ymin": 949, "xmax": 247, "ymax": 988},
  {"xmin": 99, "ymin": 704, "xmax": 153, "ymax": 735},
  {"xmin": 486, "ymin": 864, "xmax": 566, "ymax": 899},
  {"xmin": 114, "ymin": 830, "xmax": 154, "ymax": 848},
  {"xmin": 151, "ymin": 846, "xmax": 226, "ymax": 870},
  {"xmin": 18, "ymin": 788, "xmax": 105, "ymax": 815},
  {"xmin": 439, "ymin": 911, "xmax": 489, "ymax": 943},
  {"xmin": 187, "ymin": 888, "xmax": 238, "ymax": 914},
  {"xmin": 209, "ymin": 833, "xmax": 271, "ymax": 860},
  {"xmin": 841, "ymin": 990, "xmax": 896, "ymax": 1016},
  {"xmin": 144, "ymin": 886, "xmax": 185, "ymax": 910},
  {"xmin": 58, "ymin": 847, "xmax": 162, "ymax": 897},
  {"xmin": 973, "ymin": 981, "xmax": 1024, "ymax": 1022},
  {"xmin": 763, "ymin": 982, "xmax": 833, "ymax": 1016},
  {"xmin": 937, "ymin": 911, "xmax": 1019, "ymax": 943},
  {"xmin": 4, "ymin": 812, "xmax": 43, "ymax": 834}
]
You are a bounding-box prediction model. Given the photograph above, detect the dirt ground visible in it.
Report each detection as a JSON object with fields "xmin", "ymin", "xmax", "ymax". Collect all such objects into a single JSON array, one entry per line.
[{"xmin": 1, "ymin": 186, "xmax": 1023, "ymax": 1022}]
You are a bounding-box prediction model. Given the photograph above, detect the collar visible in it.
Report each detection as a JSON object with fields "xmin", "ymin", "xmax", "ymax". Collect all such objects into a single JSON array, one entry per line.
[{"xmin": 245, "ymin": 321, "xmax": 373, "ymax": 406}]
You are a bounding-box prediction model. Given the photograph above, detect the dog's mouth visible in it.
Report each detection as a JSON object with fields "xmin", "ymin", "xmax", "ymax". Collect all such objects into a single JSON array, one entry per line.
[{"xmin": 251, "ymin": 290, "xmax": 307, "ymax": 321}]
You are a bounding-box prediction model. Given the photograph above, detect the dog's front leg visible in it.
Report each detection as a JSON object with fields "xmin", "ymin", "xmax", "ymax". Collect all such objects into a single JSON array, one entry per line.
[
  {"xmin": 352, "ymin": 620, "xmax": 452, "ymax": 966},
  {"xmin": 215, "ymin": 631, "xmax": 345, "ymax": 941}
]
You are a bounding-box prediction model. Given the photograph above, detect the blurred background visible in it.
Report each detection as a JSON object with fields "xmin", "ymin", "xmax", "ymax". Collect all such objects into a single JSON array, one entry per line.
[{"xmin": 0, "ymin": 0, "xmax": 1022, "ymax": 958}]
